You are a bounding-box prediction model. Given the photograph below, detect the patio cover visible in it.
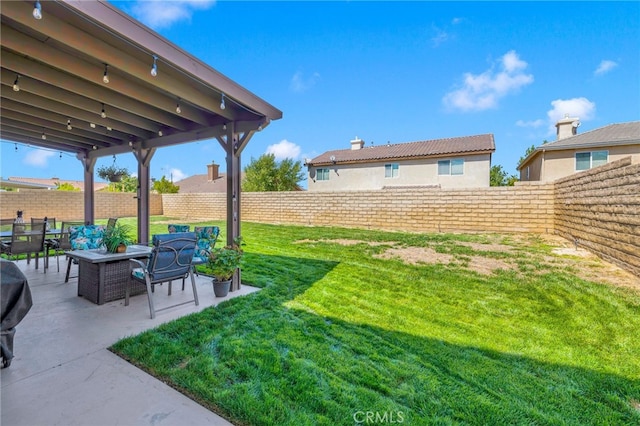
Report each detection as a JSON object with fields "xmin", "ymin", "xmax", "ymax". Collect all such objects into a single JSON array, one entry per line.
[{"xmin": 1, "ymin": 0, "xmax": 282, "ymax": 290}]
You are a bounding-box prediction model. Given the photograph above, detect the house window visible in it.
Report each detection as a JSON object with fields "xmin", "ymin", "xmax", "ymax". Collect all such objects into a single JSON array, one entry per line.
[
  {"xmin": 575, "ymin": 151, "xmax": 608, "ymax": 171},
  {"xmin": 438, "ymin": 159, "xmax": 464, "ymax": 175},
  {"xmin": 385, "ymin": 163, "xmax": 399, "ymax": 178},
  {"xmin": 316, "ymin": 168, "xmax": 330, "ymax": 181},
  {"xmin": 525, "ymin": 166, "xmax": 530, "ymax": 180}
]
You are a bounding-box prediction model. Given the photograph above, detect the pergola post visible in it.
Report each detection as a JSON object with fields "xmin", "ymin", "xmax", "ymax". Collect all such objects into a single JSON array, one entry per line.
[
  {"xmin": 133, "ymin": 147, "xmax": 155, "ymax": 245},
  {"xmin": 79, "ymin": 155, "xmax": 96, "ymax": 225}
]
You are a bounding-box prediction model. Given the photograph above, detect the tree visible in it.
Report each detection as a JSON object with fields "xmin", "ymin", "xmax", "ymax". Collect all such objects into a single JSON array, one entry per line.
[
  {"xmin": 242, "ymin": 153, "xmax": 304, "ymax": 191},
  {"xmin": 55, "ymin": 182, "xmax": 80, "ymax": 191},
  {"xmin": 490, "ymin": 165, "xmax": 518, "ymax": 187},
  {"xmin": 152, "ymin": 176, "xmax": 180, "ymax": 193}
]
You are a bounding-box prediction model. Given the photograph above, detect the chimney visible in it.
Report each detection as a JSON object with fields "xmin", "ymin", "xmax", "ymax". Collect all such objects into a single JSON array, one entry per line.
[
  {"xmin": 555, "ymin": 114, "xmax": 581, "ymax": 140},
  {"xmin": 350, "ymin": 136, "xmax": 365, "ymax": 150},
  {"xmin": 207, "ymin": 162, "xmax": 219, "ymax": 181}
]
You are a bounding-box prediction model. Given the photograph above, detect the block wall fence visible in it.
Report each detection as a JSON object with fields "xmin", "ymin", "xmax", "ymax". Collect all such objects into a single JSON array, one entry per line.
[
  {"xmin": 554, "ymin": 157, "xmax": 640, "ymax": 277},
  {"xmin": 0, "ymin": 157, "xmax": 637, "ymax": 276},
  {"xmin": 0, "ymin": 192, "xmax": 163, "ymax": 222}
]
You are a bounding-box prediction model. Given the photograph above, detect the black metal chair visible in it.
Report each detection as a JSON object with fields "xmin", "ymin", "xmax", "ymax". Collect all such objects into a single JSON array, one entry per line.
[
  {"xmin": 127, "ymin": 232, "xmax": 199, "ymax": 319},
  {"xmin": 45, "ymin": 221, "xmax": 85, "ymax": 275},
  {"xmin": 31, "ymin": 218, "xmax": 56, "ymax": 270},
  {"xmin": 0, "ymin": 222, "xmax": 47, "ymax": 272}
]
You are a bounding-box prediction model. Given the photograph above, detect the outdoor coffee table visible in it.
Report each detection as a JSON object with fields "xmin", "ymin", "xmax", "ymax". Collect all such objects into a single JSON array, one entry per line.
[{"xmin": 66, "ymin": 245, "xmax": 152, "ymax": 305}]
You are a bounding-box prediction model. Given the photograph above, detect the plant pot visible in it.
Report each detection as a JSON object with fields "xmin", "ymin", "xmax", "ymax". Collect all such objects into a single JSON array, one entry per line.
[
  {"xmin": 116, "ymin": 244, "xmax": 127, "ymax": 253},
  {"xmin": 212, "ymin": 279, "xmax": 231, "ymax": 297}
]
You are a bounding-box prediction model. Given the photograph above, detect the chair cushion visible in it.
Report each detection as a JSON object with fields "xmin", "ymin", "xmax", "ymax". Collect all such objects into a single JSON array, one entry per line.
[
  {"xmin": 69, "ymin": 225, "xmax": 105, "ymax": 250},
  {"xmin": 192, "ymin": 226, "xmax": 220, "ymax": 264},
  {"xmin": 168, "ymin": 224, "xmax": 190, "ymax": 233},
  {"xmin": 131, "ymin": 267, "xmax": 145, "ymax": 280}
]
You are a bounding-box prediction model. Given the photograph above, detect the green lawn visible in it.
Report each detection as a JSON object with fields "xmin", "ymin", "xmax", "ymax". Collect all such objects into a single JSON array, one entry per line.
[{"xmin": 110, "ymin": 220, "xmax": 640, "ymax": 425}]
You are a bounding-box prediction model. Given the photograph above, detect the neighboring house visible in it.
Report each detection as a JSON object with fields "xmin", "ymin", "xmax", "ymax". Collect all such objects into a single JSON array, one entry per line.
[
  {"xmin": 173, "ymin": 163, "xmax": 239, "ymax": 193},
  {"xmin": 518, "ymin": 118, "xmax": 640, "ymax": 182},
  {"xmin": 4, "ymin": 177, "xmax": 108, "ymax": 191},
  {"xmin": 305, "ymin": 134, "xmax": 495, "ymax": 191}
]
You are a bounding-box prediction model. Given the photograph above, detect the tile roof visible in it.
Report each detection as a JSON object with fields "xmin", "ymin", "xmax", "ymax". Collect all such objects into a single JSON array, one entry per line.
[
  {"xmin": 308, "ymin": 134, "xmax": 495, "ymax": 165},
  {"xmin": 174, "ymin": 173, "xmax": 237, "ymax": 193},
  {"xmin": 6, "ymin": 177, "xmax": 108, "ymax": 191},
  {"xmin": 542, "ymin": 121, "xmax": 640, "ymax": 150}
]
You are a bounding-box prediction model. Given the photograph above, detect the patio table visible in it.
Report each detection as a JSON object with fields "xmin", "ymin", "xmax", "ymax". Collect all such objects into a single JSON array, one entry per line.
[
  {"xmin": 66, "ymin": 245, "xmax": 152, "ymax": 305},
  {"xmin": 1, "ymin": 259, "xmax": 33, "ymax": 368}
]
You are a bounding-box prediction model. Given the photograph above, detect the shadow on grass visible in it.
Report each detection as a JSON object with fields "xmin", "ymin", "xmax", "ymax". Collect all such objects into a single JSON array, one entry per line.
[{"xmin": 111, "ymin": 252, "xmax": 640, "ymax": 426}]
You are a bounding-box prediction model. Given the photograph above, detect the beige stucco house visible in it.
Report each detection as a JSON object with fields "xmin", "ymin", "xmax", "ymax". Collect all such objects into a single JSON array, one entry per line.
[
  {"xmin": 518, "ymin": 118, "xmax": 640, "ymax": 182},
  {"xmin": 306, "ymin": 134, "xmax": 495, "ymax": 191}
]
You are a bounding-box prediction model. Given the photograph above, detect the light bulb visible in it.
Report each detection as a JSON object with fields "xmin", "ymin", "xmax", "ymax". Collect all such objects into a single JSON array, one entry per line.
[
  {"xmin": 33, "ymin": 1, "xmax": 42, "ymax": 20},
  {"xmin": 176, "ymin": 103, "xmax": 181, "ymax": 114},
  {"xmin": 220, "ymin": 93, "xmax": 226, "ymax": 110},
  {"xmin": 100, "ymin": 104, "xmax": 107, "ymax": 119},
  {"xmin": 102, "ymin": 65, "xmax": 109, "ymax": 84},
  {"xmin": 41, "ymin": 132, "xmax": 46, "ymax": 140},
  {"xmin": 90, "ymin": 123, "xmax": 96, "ymax": 128},
  {"xmin": 158, "ymin": 130, "xmax": 163, "ymax": 136},
  {"xmin": 151, "ymin": 56, "xmax": 158, "ymax": 77},
  {"xmin": 67, "ymin": 119, "xmax": 72, "ymax": 130},
  {"xmin": 223, "ymin": 123, "xmax": 227, "ymax": 130},
  {"xmin": 12, "ymin": 76, "xmax": 19, "ymax": 92}
]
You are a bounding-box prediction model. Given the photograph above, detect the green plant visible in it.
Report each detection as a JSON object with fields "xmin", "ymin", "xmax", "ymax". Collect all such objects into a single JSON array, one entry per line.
[
  {"xmin": 206, "ymin": 237, "xmax": 243, "ymax": 281},
  {"xmin": 97, "ymin": 164, "xmax": 129, "ymax": 182},
  {"xmin": 102, "ymin": 222, "xmax": 134, "ymax": 252}
]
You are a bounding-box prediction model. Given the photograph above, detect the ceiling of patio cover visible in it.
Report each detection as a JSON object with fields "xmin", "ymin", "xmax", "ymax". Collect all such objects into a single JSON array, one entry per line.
[{"xmin": 0, "ymin": 0, "xmax": 282, "ymax": 159}]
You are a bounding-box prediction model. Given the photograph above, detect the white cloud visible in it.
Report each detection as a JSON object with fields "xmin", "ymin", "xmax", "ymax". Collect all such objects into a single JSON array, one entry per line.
[
  {"xmin": 431, "ymin": 27, "xmax": 449, "ymax": 47},
  {"xmin": 546, "ymin": 97, "xmax": 596, "ymax": 133},
  {"xmin": 515, "ymin": 119, "xmax": 545, "ymax": 128},
  {"xmin": 266, "ymin": 140, "xmax": 301, "ymax": 160},
  {"xmin": 594, "ymin": 60, "xmax": 618, "ymax": 76},
  {"xmin": 24, "ymin": 149, "xmax": 54, "ymax": 167},
  {"xmin": 131, "ymin": 0, "xmax": 215, "ymax": 30},
  {"xmin": 169, "ymin": 168, "xmax": 187, "ymax": 182},
  {"xmin": 443, "ymin": 50, "xmax": 534, "ymax": 112},
  {"xmin": 289, "ymin": 71, "xmax": 321, "ymax": 93},
  {"xmin": 452, "ymin": 17, "xmax": 464, "ymax": 25}
]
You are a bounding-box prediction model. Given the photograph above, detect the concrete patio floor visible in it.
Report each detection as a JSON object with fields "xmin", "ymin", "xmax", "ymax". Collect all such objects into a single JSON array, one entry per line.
[{"xmin": 1, "ymin": 257, "xmax": 259, "ymax": 426}]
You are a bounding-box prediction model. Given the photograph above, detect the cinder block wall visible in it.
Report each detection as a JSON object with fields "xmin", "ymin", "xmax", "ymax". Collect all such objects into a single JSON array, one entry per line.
[
  {"xmin": 162, "ymin": 185, "xmax": 556, "ymax": 234},
  {"xmin": 554, "ymin": 157, "xmax": 640, "ymax": 276},
  {"xmin": 0, "ymin": 192, "xmax": 163, "ymax": 221}
]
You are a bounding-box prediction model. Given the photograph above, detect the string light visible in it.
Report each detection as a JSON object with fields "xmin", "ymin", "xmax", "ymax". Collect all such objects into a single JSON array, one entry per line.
[
  {"xmin": 150, "ymin": 55, "xmax": 158, "ymax": 77},
  {"xmin": 102, "ymin": 64, "xmax": 109, "ymax": 84},
  {"xmin": 220, "ymin": 93, "xmax": 226, "ymax": 110},
  {"xmin": 101, "ymin": 104, "xmax": 107, "ymax": 119},
  {"xmin": 59, "ymin": 152, "xmax": 62, "ymax": 159},
  {"xmin": 41, "ymin": 130, "xmax": 46, "ymax": 140},
  {"xmin": 176, "ymin": 99, "xmax": 181, "ymax": 114},
  {"xmin": 15, "ymin": 143, "xmax": 18, "ymax": 152},
  {"xmin": 223, "ymin": 123, "xmax": 227, "ymax": 130},
  {"xmin": 12, "ymin": 75, "xmax": 20, "ymax": 92},
  {"xmin": 158, "ymin": 130, "xmax": 163, "ymax": 136},
  {"xmin": 33, "ymin": 1, "xmax": 42, "ymax": 20},
  {"xmin": 90, "ymin": 123, "xmax": 96, "ymax": 128},
  {"xmin": 67, "ymin": 119, "xmax": 72, "ymax": 130}
]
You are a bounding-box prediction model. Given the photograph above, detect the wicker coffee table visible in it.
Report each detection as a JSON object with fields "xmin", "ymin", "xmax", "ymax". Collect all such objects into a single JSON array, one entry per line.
[{"xmin": 66, "ymin": 245, "xmax": 152, "ymax": 305}]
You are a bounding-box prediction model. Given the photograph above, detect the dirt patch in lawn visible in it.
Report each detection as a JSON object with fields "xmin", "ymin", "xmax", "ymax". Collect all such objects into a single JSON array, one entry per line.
[
  {"xmin": 375, "ymin": 247, "xmax": 515, "ymax": 275},
  {"xmin": 456, "ymin": 241, "xmax": 515, "ymax": 253}
]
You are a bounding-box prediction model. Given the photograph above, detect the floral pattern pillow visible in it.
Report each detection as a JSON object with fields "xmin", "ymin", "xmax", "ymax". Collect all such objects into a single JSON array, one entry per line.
[
  {"xmin": 69, "ymin": 225, "xmax": 105, "ymax": 250},
  {"xmin": 192, "ymin": 226, "xmax": 220, "ymax": 263},
  {"xmin": 167, "ymin": 224, "xmax": 190, "ymax": 233}
]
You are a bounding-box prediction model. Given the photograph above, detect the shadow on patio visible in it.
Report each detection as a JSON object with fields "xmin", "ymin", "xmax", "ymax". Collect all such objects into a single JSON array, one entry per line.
[{"xmin": 1, "ymin": 258, "xmax": 258, "ymax": 426}]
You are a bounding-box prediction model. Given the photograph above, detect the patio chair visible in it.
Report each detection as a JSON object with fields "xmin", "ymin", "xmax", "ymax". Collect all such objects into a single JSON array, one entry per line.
[
  {"xmin": 45, "ymin": 221, "xmax": 85, "ymax": 274},
  {"xmin": 31, "ymin": 218, "xmax": 57, "ymax": 270},
  {"xmin": 167, "ymin": 224, "xmax": 190, "ymax": 233},
  {"xmin": 107, "ymin": 217, "xmax": 118, "ymax": 230},
  {"xmin": 0, "ymin": 222, "xmax": 47, "ymax": 272},
  {"xmin": 126, "ymin": 232, "xmax": 199, "ymax": 319},
  {"xmin": 190, "ymin": 226, "xmax": 220, "ymax": 280},
  {"xmin": 64, "ymin": 224, "xmax": 106, "ymax": 282}
]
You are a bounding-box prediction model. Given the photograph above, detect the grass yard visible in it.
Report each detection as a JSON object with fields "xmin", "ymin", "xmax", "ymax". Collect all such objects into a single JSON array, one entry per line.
[{"xmin": 110, "ymin": 220, "xmax": 640, "ymax": 425}]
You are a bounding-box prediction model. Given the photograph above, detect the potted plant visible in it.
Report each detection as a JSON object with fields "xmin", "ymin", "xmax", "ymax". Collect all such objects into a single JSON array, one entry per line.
[
  {"xmin": 97, "ymin": 164, "xmax": 129, "ymax": 182},
  {"xmin": 207, "ymin": 237, "xmax": 243, "ymax": 297},
  {"xmin": 102, "ymin": 222, "xmax": 134, "ymax": 253}
]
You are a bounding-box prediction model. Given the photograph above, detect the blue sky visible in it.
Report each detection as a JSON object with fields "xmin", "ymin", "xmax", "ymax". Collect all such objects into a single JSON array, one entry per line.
[{"xmin": 2, "ymin": 1, "xmax": 638, "ymax": 186}]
